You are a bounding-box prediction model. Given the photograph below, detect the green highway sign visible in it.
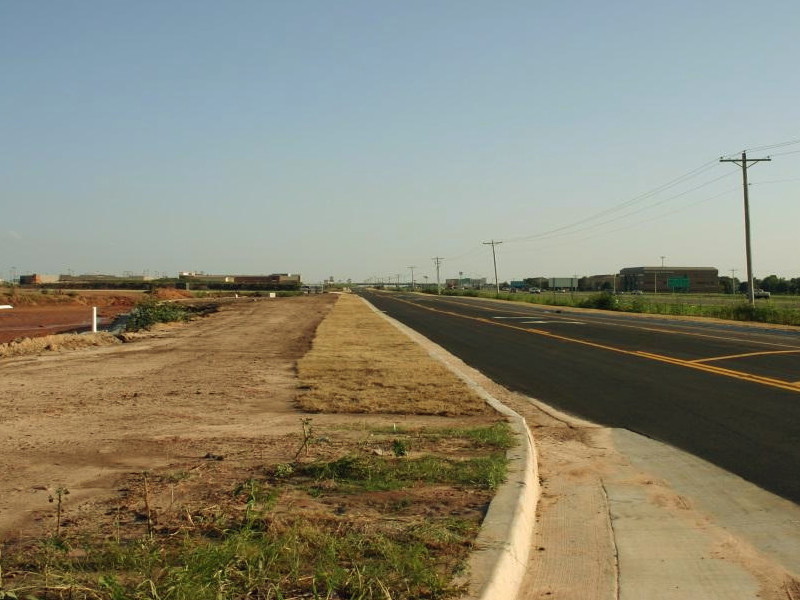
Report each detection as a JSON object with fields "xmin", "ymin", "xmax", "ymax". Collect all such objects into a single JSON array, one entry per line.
[{"xmin": 668, "ymin": 277, "xmax": 690, "ymax": 290}]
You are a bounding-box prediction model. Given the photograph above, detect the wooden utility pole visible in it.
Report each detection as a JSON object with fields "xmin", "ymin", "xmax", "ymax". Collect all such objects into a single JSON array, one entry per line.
[
  {"xmin": 483, "ymin": 240, "xmax": 503, "ymax": 295},
  {"xmin": 720, "ymin": 152, "xmax": 770, "ymax": 306},
  {"xmin": 432, "ymin": 257, "xmax": 443, "ymax": 295}
]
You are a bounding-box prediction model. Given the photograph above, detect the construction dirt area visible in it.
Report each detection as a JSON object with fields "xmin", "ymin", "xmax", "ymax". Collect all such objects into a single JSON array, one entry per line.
[
  {"xmin": 2, "ymin": 291, "xmax": 799, "ymax": 599},
  {"xmin": 0, "ymin": 293, "xmax": 506, "ymax": 598},
  {"xmin": 0, "ymin": 290, "xmax": 143, "ymax": 344}
]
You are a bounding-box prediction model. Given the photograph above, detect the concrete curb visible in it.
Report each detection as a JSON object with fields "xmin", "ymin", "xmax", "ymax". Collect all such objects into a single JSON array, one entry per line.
[{"xmin": 358, "ymin": 296, "xmax": 539, "ymax": 600}]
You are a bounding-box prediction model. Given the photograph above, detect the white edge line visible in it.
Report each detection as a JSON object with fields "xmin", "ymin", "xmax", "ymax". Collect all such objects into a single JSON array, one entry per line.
[{"xmin": 357, "ymin": 295, "xmax": 539, "ymax": 600}]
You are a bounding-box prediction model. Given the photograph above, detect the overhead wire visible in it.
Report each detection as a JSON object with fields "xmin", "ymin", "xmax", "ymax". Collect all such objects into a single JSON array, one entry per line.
[
  {"xmin": 408, "ymin": 135, "xmax": 797, "ymax": 274},
  {"xmin": 744, "ymin": 137, "xmax": 800, "ymax": 153},
  {"xmin": 768, "ymin": 148, "xmax": 800, "ymax": 157},
  {"xmin": 516, "ymin": 185, "xmax": 741, "ymax": 256},
  {"xmin": 506, "ymin": 169, "xmax": 736, "ymax": 246},
  {"xmin": 504, "ymin": 158, "xmax": 721, "ymax": 244}
]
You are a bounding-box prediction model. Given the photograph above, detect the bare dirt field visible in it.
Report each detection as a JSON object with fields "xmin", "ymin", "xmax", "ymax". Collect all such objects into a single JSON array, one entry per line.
[
  {"xmin": 0, "ymin": 293, "xmax": 503, "ymax": 598},
  {"xmin": 0, "ymin": 291, "xmax": 141, "ymax": 343}
]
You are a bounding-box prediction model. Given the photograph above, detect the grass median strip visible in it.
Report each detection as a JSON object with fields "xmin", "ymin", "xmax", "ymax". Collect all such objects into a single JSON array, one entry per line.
[{"xmin": 297, "ymin": 294, "xmax": 490, "ymax": 416}]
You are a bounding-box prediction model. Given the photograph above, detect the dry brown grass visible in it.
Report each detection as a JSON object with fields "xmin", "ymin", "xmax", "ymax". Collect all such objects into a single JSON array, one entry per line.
[
  {"xmin": 297, "ymin": 293, "xmax": 489, "ymax": 416},
  {"xmin": 0, "ymin": 331, "xmax": 120, "ymax": 358}
]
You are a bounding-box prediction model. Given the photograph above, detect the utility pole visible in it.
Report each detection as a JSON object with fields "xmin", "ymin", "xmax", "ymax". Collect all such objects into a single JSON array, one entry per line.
[
  {"xmin": 730, "ymin": 268, "xmax": 738, "ymax": 295},
  {"xmin": 483, "ymin": 240, "xmax": 503, "ymax": 295},
  {"xmin": 408, "ymin": 266, "xmax": 416, "ymax": 291},
  {"xmin": 432, "ymin": 257, "xmax": 443, "ymax": 295},
  {"xmin": 720, "ymin": 151, "xmax": 771, "ymax": 306}
]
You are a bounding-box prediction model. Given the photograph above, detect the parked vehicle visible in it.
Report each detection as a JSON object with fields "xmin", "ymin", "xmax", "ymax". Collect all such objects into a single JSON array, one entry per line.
[{"xmin": 753, "ymin": 289, "xmax": 771, "ymax": 299}]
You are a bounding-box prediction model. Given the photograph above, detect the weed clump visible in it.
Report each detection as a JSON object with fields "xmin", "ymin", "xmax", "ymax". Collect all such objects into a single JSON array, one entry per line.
[
  {"xmin": 125, "ymin": 298, "xmax": 189, "ymax": 331},
  {"xmin": 578, "ymin": 292, "xmax": 620, "ymax": 311}
]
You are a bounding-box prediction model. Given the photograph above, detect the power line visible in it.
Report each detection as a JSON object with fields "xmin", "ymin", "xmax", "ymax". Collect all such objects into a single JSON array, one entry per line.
[
  {"xmin": 744, "ymin": 136, "xmax": 800, "ymax": 153},
  {"xmin": 505, "ymin": 159, "xmax": 721, "ymax": 244},
  {"xmin": 769, "ymin": 148, "xmax": 800, "ymax": 157},
  {"xmin": 508, "ymin": 185, "xmax": 740, "ymax": 254},
  {"xmin": 509, "ymin": 170, "xmax": 737, "ymax": 246}
]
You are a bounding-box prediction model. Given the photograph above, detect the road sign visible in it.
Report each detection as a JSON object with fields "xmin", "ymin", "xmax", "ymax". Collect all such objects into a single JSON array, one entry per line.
[{"xmin": 668, "ymin": 277, "xmax": 689, "ymax": 290}]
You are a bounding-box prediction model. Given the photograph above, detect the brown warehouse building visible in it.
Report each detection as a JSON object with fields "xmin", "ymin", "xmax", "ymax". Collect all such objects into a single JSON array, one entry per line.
[{"xmin": 619, "ymin": 267, "xmax": 719, "ymax": 293}]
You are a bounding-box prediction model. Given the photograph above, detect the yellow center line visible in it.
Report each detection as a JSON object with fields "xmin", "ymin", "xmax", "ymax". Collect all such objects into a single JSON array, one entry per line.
[
  {"xmin": 385, "ymin": 294, "xmax": 800, "ymax": 395},
  {"xmin": 417, "ymin": 294, "xmax": 800, "ymax": 350},
  {"xmin": 691, "ymin": 349, "xmax": 800, "ymax": 364}
]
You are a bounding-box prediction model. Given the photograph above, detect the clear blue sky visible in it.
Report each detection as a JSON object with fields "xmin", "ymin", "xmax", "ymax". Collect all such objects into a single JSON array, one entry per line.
[{"xmin": 2, "ymin": 1, "xmax": 799, "ymax": 284}]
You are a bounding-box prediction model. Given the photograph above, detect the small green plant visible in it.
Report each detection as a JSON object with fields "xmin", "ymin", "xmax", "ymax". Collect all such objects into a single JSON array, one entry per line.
[
  {"xmin": 392, "ymin": 439, "xmax": 409, "ymax": 457},
  {"xmin": 126, "ymin": 298, "xmax": 189, "ymax": 331},
  {"xmin": 142, "ymin": 472, "xmax": 153, "ymax": 539},
  {"xmin": 274, "ymin": 463, "xmax": 294, "ymax": 478},
  {"xmin": 294, "ymin": 417, "xmax": 315, "ymax": 459},
  {"xmin": 48, "ymin": 486, "xmax": 69, "ymax": 537},
  {"xmin": 579, "ymin": 292, "xmax": 620, "ymax": 311}
]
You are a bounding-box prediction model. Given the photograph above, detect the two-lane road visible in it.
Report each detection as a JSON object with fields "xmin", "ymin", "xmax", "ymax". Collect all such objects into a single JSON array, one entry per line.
[{"xmin": 359, "ymin": 290, "xmax": 800, "ymax": 504}]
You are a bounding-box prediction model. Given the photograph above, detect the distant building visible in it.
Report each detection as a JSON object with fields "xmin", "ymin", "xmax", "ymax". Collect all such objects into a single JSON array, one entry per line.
[
  {"xmin": 59, "ymin": 273, "xmax": 155, "ymax": 283},
  {"xmin": 178, "ymin": 272, "xmax": 301, "ymax": 289},
  {"xmin": 549, "ymin": 277, "xmax": 579, "ymax": 290},
  {"xmin": 178, "ymin": 272, "xmax": 234, "ymax": 283},
  {"xmin": 19, "ymin": 274, "xmax": 59, "ymax": 284},
  {"xmin": 583, "ymin": 274, "xmax": 616, "ymax": 291},
  {"xmin": 619, "ymin": 267, "xmax": 718, "ymax": 293},
  {"xmin": 445, "ymin": 277, "xmax": 487, "ymax": 289},
  {"xmin": 232, "ymin": 274, "xmax": 301, "ymax": 286}
]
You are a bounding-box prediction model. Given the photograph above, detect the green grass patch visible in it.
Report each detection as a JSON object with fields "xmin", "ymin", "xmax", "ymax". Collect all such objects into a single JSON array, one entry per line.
[
  {"xmin": 1, "ymin": 425, "xmax": 511, "ymax": 599},
  {"xmin": 364, "ymin": 422, "xmax": 514, "ymax": 451},
  {"xmin": 5, "ymin": 518, "xmax": 464, "ymax": 599},
  {"xmin": 296, "ymin": 452, "xmax": 508, "ymax": 493},
  {"xmin": 430, "ymin": 289, "xmax": 800, "ymax": 326}
]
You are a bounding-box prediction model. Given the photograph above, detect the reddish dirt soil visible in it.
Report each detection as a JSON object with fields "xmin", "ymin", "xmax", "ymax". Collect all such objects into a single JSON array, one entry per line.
[{"xmin": 0, "ymin": 293, "xmax": 140, "ymax": 343}]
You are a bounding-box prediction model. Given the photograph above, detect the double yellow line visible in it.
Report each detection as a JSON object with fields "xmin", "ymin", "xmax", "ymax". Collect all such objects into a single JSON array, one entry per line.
[{"xmin": 385, "ymin": 294, "xmax": 800, "ymax": 395}]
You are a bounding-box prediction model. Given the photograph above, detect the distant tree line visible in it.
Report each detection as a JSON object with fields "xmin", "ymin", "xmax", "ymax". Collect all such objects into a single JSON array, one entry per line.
[{"xmin": 718, "ymin": 275, "xmax": 800, "ymax": 295}]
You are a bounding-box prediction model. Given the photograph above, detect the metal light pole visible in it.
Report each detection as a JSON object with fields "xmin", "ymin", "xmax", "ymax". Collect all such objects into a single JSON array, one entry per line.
[{"xmin": 408, "ymin": 266, "xmax": 416, "ymax": 290}]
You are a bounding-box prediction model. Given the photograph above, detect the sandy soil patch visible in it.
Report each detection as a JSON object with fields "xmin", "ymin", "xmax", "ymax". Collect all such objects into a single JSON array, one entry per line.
[{"xmin": 0, "ymin": 295, "xmax": 335, "ymax": 538}]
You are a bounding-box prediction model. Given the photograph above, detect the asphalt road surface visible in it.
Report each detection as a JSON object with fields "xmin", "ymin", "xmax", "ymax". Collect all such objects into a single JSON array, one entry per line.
[{"xmin": 358, "ymin": 290, "xmax": 800, "ymax": 505}]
